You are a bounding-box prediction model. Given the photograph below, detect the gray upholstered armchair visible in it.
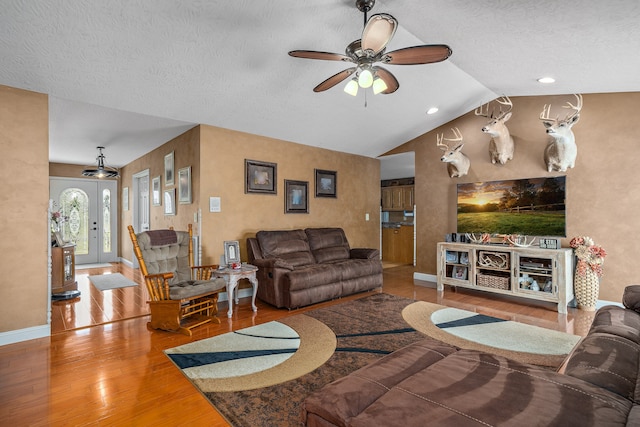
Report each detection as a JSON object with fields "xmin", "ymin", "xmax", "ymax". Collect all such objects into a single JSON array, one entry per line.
[{"xmin": 128, "ymin": 224, "xmax": 226, "ymax": 335}]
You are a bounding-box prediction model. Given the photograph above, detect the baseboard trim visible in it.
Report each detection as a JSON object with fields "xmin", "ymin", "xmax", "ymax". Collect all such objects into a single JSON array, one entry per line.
[
  {"xmin": 0, "ymin": 324, "xmax": 50, "ymax": 346},
  {"xmin": 413, "ymin": 272, "xmax": 437, "ymax": 284}
]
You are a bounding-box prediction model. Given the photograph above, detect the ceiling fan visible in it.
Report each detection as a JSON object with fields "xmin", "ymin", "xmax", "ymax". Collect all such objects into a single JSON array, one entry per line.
[{"xmin": 289, "ymin": 0, "xmax": 452, "ymax": 96}]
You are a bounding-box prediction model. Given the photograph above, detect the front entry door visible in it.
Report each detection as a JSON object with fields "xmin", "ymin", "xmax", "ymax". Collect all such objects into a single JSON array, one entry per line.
[{"xmin": 49, "ymin": 178, "xmax": 118, "ymax": 264}]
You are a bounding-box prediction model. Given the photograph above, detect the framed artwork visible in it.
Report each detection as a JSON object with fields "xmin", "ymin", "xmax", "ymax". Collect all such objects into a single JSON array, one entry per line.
[
  {"xmin": 163, "ymin": 188, "xmax": 176, "ymax": 215},
  {"xmin": 445, "ymin": 251, "xmax": 459, "ymax": 263},
  {"xmin": 315, "ymin": 169, "xmax": 337, "ymax": 198},
  {"xmin": 245, "ymin": 159, "xmax": 277, "ymax": 194},
  {"xmin": 224, "ymin": 240, "xmax": 241, "ymax": 265},
  {"xmin": 285, "ymin": 180, "xmax": 308, "ymax": 214},
  {"xmin": 52, "ymin": 231, "xmax": 65, "ymax": 247},
  {"xmin": 152, "ymin": 176, "xmax": 161, "ymax": 206},
  {"xmin": 164, "ymin": 151, "xmax": 175, "ymax": 186},
  {"xmin": 122, "ymin": 187, "xmax": 129, "ymax": 211},
  {"xmin": 178, "ymin": 166, "xmax": 191, "ymax": 204},
  {"xmin": 452, "ymin": 266, "xmax": 468, "ymax": 280}
]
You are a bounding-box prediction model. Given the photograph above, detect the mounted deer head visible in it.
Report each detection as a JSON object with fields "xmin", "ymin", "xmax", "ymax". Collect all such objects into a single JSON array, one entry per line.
[
  {"xmin": 475, "ymin": 96, "xmax": 514, "ymax": 165},
  {"xmin": 539, "ymin": 94, "xmax": 582, "ymax": 172},
  {"xmin": 437, "ymin": 127, "xmax": 470, "ymax": 178}
]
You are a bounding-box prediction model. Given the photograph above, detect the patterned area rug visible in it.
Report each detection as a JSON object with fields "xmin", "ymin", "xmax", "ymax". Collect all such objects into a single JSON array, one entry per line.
[
  {"xmin": 403, "ymin": 301, "xmax": 581, "ymax": 368},
  {"xmin": 165, "ymin": 294, "xmax": 580, "ymax": 426}
]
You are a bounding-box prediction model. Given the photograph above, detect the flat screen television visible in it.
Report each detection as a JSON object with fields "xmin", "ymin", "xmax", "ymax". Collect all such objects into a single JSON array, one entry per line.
[{"xmin": 457, "ymin": 176, "xmax": 566, "ymax": 237}]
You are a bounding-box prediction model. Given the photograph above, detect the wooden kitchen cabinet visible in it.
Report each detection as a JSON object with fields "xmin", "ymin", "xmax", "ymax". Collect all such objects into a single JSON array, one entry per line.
[
  {"xmin": 381, "ymin": 185, "xmax": 414, "ymax": 211},
  {"xmin": 382, "ymin": 226, "xmax": 414, "ymax": 264}
]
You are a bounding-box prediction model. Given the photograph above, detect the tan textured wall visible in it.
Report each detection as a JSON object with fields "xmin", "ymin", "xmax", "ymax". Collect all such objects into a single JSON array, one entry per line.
[
  {"xmin": 120, "ymin": 126, "xmax": 200, "ymax": 261},
  {"xmin": 0, "ymin": 85, "xmax": 49, "ymax": 332},
  {"xmin": 388, "ymin": 92, "xmax": 640, "ymax": 302},
  {"xmin": 198, "ymin": 125, "xmax": 381, "ymax": 265},
  {"xmin": 119, "ymin": 125, "xmax": 380, "ymax": 265}
]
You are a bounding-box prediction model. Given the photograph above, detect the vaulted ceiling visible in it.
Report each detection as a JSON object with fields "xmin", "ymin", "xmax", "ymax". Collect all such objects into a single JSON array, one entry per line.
[{"xmin": 1, "ymin": 0, "xmax": 639, "ymax": 168}]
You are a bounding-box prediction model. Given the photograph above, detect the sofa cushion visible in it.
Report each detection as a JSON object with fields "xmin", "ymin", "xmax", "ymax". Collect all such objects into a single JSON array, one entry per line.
[
  {"xmin": 256, "ymin": 229, "xmax": 315, "ymax": 267},
  {"xmin": 623, "ymin": 285, "xmax": 640, "ymax": 313},
  {"xmin": 169, "ymin": 278, "xmax": 226, "ymax": 300},
  {"xmin": 588, "ymin": 305, "xmax": 640, "ymax": 344},
  {"xmin": 331, "ymin": 258, "xmax": 382, "ymax": 281},
  {"xmin": 564, "ymin": 331, "xmax": 640, "ymax": 402},
  {"xmin": 136, "ymin": 230, "xmax": 192, "ymax": 284},
  {"xmin": 306, "ymin": 228, "xmax": 351, "ymax": 263},
  {"xmin": 285, "ymin": 264, "xmax": 342, "ymax": 291}
]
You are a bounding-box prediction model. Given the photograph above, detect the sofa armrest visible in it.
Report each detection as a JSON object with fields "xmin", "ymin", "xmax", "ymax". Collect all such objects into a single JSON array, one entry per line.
[
  {"xmin": 251, "ymin": 257, "xmax": 295, "ymax": 271},
  {"xmin": 350, "ymin": 248, "xmax": 380, "ymax": 260}
]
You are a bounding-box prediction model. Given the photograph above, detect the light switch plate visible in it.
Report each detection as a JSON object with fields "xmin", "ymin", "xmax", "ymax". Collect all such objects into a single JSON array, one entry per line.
[{"xmin": 209, "ymin": 197, "xmax": 221, "ymax": 212}]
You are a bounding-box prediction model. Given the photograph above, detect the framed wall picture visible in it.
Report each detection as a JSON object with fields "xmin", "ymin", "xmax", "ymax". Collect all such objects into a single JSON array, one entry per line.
[
  {"xmin": 163, "ymin": 188, "xmax": 176, "ymax": 215},
  {"xmin": 164, "ymin": 151, "xmax": 175, "ymax": 186},
  {"xmin": 452, "ymin": 266, "xmax": 468, "ymax": 280},
  {"xmin": 178, "ymin": 166, "xmax": 191, "ymax": 204},
  {"xmin": 122, "ymin": 187, "xmax": 129, "ymax": 211},
  {"xmin": 152, "ymin": 176, "xmax": 161, "ymax": 206},
  {"xmin": 315, "ymin": 169, "xmax": 337, "ymax": 198},
  {"xmin": 285, "ymin": 180, "xmax": 308, "ymax": 214},
  {"xmin": 224, "ymin": 240, "xmax": 241, "ymax": 265},
  {"xmin": 245, "ymin": 159, "xmax": 277, "ymax": 194}
]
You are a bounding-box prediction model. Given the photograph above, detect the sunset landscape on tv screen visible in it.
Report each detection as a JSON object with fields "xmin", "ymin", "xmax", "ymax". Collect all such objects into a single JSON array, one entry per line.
[{"xmin": 457, "ymin": 176, "xmax": 566, "ymax": 237}]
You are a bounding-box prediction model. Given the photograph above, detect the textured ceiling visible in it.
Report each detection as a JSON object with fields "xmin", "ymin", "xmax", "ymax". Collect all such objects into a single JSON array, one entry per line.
[{"xmin": 1, "ymin": 0, "xmax": 639, "ymax": 169}]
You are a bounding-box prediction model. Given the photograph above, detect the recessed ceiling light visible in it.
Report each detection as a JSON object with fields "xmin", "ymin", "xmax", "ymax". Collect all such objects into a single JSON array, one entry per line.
[
  {"xmin": 426, "ymin": 107, "xmax": 439, "ymax": 115},
  {"xmin": 537, "ymin": 77, "xmax": 555, "ymax": 84}
]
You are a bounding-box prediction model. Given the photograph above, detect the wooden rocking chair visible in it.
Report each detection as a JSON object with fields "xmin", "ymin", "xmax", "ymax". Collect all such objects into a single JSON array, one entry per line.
[{"xmin": 128, "ymin": 224, "xmax": 226, "ymax": 336}]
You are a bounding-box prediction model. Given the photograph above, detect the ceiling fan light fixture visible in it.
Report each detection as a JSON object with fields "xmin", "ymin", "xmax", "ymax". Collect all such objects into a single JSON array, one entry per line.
[
  {"xmin": 372, "ymin": 76, "xmax": 388, "ymax": 94},
  {"xmin": 358, "ymin": 68, "xmax": 374, "ymax": 88},
  {"xmin": 344, "ymin": 78, "xmax": 359, "ymax": 96},
  {"xmin": 82, "ymin": 146, "xmax": 119, "ymax": 178}
]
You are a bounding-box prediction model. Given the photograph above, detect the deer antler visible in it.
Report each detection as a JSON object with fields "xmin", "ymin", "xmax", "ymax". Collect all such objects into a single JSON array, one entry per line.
[
  {"xmin": 474, "ymin": 103, "xmax": 490, "ymax": 118},
  {"xmin": 562, "ymin": 93, "xmax": 583, "ymax": 120},
  {"xmin": 540, "ymin": 94, "xmax": 582, "ymax": 122},
  {"xmin": 494, "ymin": 96, "xmax": 513, "ymax": 119},
  {"xmin": 475, "ymin": 96, "xmax": 512, "ymax": 119},
  {"xmin": 437, "ymin": 128, "xmax": 462, "ymax": 149},
  {"xmin": 447, "ymin": 127, "xmax": 463, "ymax": 143}
]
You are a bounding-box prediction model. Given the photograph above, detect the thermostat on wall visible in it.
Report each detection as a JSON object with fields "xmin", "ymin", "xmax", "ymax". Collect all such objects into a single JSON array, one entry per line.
[
  {"xmin": 209, "ymin": 197, "xmax": 221, "ymax": 212},
  {"xmin": 539, "ymin": 238, "xmax": 560, "ymax": 249}
]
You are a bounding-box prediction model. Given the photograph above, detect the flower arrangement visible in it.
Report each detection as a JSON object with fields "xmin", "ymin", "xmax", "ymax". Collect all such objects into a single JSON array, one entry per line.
[
  {"xmin": 50, "ymin": 203, "xmax": 68, "ymax": 231},
  {"xmin": 570, "ymin": 236, "xmax": 607, "ymax": 277}
]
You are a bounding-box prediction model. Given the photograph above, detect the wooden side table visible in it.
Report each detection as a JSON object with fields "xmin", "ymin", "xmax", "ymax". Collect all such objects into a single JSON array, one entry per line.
[{"xmin": 212, "ymin": 264, "xmax": 259, "ymax": 318}]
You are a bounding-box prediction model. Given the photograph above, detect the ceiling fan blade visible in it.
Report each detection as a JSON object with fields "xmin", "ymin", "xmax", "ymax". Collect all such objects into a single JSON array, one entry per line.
[
  {"xmin": 384, "ymin": 44, "xmax": 452, "ymax": 65},
  {"xmin": 375, "ymin": 67, "xmax": 399, "ymax": 94},
  {"xmin": 289, "ymin": 50, "xmax": 351, "ymax": 62},
  {"xmin": 361, "ymin": 13, "xmax": 397, "ymax": 55},
  {"xmin": 313, "ymin": 68, "xmax": 357, "ymax": 92}
]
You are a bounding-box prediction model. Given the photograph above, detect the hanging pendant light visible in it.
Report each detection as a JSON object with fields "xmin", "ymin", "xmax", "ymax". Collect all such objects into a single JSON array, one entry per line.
[{"xmin": 82, "ymin": 146, "xmax": 119, "ymax": 178}]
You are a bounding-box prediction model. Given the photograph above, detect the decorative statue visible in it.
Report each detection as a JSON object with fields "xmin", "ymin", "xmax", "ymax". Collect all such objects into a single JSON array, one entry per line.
[
  {"xmin": 474, "ymin": 96, "xmax": 514, "ymax": 165},
  {"xmin": 437, "ymin": 127, "xmax": 470, "ymax": 178},
  {"xmin": 539, "ymin": 94, "xmax": 583, "ymax": 172}
]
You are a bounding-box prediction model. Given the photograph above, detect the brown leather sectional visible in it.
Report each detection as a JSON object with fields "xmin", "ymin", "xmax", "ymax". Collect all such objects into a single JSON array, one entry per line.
[
  {"xmin": 301, "ymin": 286, "xmax": 640, "ymax": 426},
  {"xmin": 247, "ymin": 228, "xmax": 382, "ymax": 309}
]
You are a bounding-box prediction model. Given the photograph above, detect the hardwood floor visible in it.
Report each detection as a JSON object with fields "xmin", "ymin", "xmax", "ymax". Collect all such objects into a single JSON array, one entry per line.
[{"xmin": 1, "ymin": 264, "xmax": 595, "ymax": 426}]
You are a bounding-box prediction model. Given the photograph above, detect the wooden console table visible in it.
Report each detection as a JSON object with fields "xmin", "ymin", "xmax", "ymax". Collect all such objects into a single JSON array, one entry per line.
[{"xmin": 212, "ymin": 264, "xmax": 258, "ymax": 318}]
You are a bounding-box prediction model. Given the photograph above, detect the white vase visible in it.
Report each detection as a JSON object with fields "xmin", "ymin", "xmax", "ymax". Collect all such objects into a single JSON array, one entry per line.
[{"xmin": 574, "ymin": 267, "xmax": 599, "ymax": 311}]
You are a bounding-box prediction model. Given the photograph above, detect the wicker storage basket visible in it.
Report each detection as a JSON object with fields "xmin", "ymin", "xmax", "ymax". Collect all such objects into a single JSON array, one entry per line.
[{"xmin": 477, "ymin": 272, "xmax": 510, "ymax": 290}]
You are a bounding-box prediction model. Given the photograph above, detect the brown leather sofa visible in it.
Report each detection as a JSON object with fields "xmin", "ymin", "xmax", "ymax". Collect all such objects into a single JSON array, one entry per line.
[
  {"xmin": 301, "ymin": 286, "xmax": 640, "ymax": 426},
  {"xmin": 246, "ymin": 228, "xmax": 382, "ymax": 309}
]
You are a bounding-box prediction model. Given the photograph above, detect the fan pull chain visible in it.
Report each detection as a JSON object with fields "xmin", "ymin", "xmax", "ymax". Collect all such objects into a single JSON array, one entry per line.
[{"xmin": 364, "ymin": 90, "xmax": 368, "ymax": 108}]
